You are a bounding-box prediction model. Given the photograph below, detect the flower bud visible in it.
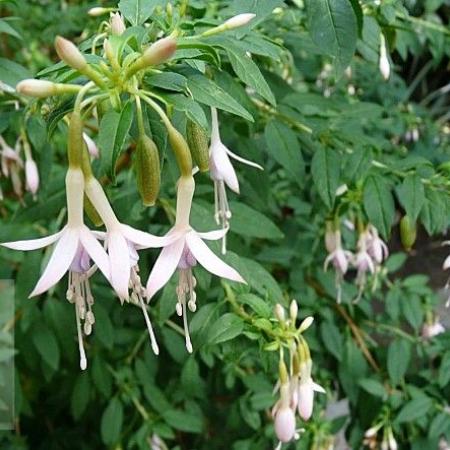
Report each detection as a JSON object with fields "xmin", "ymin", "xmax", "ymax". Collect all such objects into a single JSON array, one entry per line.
[
  {"xmin": 400, "ymin": 215, "xmax": 417, "ymax": 251},
  {"xmin": 68, "ymin": 111, "xmax": 84, "ymax": 168},
  {"xmin": 325, "ymin": 221, "xmax": 338, "ymax": 253},
  {"xmin": 83, "ymin": 133, "xmax": 99, "ymax": 158},
  {"xmin": 274, "ymin": 406, "xmax": 296, "ymax": 443},
  {"xmin": 224, "ymin": 13, "xmax": 256, "ymax": 29},
  {"xmin": 88, "ymin": 7, "xmax": 110, "ymax": 17},
  {"xmin": 25, "ymin": 159, "xmax": 39, "ymax": 195},
  {"xmin": 186, "ymin": 119, "xmax": 209, "ymax": 172},
  {"xmin": 299, "ymin": 316, "xmax": 314, "ymax": 333},
  {"xmin": 379, "ymin": 33, "xmax": 390, "ymax": 80},
  {"xmin": 84, "ymin": 194, "xmax": 103, "ymax": 227},
  {"xmin": 55, "ymin": 36, "xmax": 87, "ymax": 71},
  {"xmin": 289, "ymin": 299, "xmax": 298, "ymax": 322},
  {"xmin": 274, "ymin": 303, "xmax": 285, "ymax": 322},
  {"xmin": 135, "ymin": 135, "xmax": 161, "ymax": 206},
  {"xmin": 167, "ymin": 125, "xmax": 193, "ymax": 177},
  {"xmin": 16, "ymin": 79, "xmax": 57, "ymax": 98},
  {"xmin": 110, "ymin": 12, "xmax": 126, "ymax": 35}
]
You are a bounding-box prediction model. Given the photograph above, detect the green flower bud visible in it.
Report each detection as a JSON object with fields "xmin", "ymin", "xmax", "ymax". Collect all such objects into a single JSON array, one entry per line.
[
  {"xmin": 167, "ymin": 125, "xmax": 193, "ymax": 177},
  {"xmin": 400, "ymin": 215, "xmax": 417, "ymax": 251},
  {"xmin": 55, "ymin": 36, "xmax": 87, "ymax": 71},
  {"xmin": 135, "ymin": 135, "xmax": 161, "ymax": 206},
  {"xmin": 68, "ymin": 111, "xmax": 84, "ymax": 168},
  {"xmin": 84, "ymin": 194, "xmax": 103, "ymax": 227},
  {"xmin": 186, "ymin": 119, "xmax": 209, "ymax": 172}
]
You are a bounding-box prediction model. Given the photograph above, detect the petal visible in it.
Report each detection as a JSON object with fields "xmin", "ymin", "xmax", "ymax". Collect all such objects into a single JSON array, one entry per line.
[
  {"xmin": 29, "ymin": 229, "xmax": 79, "ymax": 297},
  {"xmin": 196, "ymin": 227, "xmax": 228, "ymax": 241},
  {"xmin": 297, "ymin": 382, "xmax": 314, "ymax": 421},
  {"xmin": 2, "ymin": 228, "xmax": 65, "ymax": 251},
  {"xmin": 312, "ymin": 382, "xmax": 326, "ymax": 394},
  {"xmin": 212, "ymin": 143, "xmax": 240, "ymax": 193},
  {"xmin": 146, "ymin": 238, "xmax": 185, "ymax": 300},
  {"xmin": 443, "ymin": 255, "xmax": 450, "ymax": 270},
  {"xmin": 121, "ymin": 224, "xmax": 181, "ymax": 249},
  {"xmin": 226, "ymin": 148, "xmax": 264, "ymax": 170},
  {"xmin": 108, "ymin": 231, "xmax": 131, "ymax": 301},
  {"xmin": 79, "ymin": 226, "xmax": 110, "ymax": 280},
  {"xmin": 186, "ymin": 232, "xmax": 245, "ymax": 283}
]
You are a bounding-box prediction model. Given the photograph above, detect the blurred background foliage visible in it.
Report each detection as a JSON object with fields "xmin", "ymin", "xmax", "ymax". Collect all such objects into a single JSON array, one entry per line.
[{"xmin": 0, "ymin": 0, "xmax": 450, "ymax": 449}]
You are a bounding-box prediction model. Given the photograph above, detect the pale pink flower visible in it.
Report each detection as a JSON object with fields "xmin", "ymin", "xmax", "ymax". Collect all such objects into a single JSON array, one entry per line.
[
  {"xmin": 365, "ymin": 225, "xmax": 388, "ymax": 264},
  {"xmin": 0, "ymin": 136, "xmax": 23, "ymax": 196},
  {"xmin": 422, "ymin": 320, "xmax": 445, "ymax": 339},
  {"xmin": 379, "ymin": 33, "xmax": 390, "ymax": 80},
  {"xmin": 1, "ymin": 168, "xmax": 110, "ymax": 369},
  {"xmin": 25, "ymin": 158, "xmax": 39, "ymax": 196},
  {"xmin": 209, "ymin": 107, "xmax": 262, "ymax": 254},
  {"xmin": 146, "ymin": 176, "xmax": 245, "ymax": 352},
  {"xmin": 297, "ymin": 359, "xmax": 325, "ymax": 421},
  {"xmin": 83, "ymin": 133, "xmax": 99, "ymax": 158},
  {"xmin": 272, "ymin": 382, "xmax": 296, "ymax": 443}
]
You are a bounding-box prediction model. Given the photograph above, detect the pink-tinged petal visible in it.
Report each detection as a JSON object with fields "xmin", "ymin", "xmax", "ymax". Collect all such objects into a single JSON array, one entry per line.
[
  {"xmin": 146, "ymin": 238, "xmax": 185, "ymax": 300},
  {"xmin": 186, "ymin": 232, "xmax": 245, "ymax": 283},
  {"xmin": 274, "ymin": 407, "xmax": 296, "ymax": 443},
  {"xmin": 196, "ymin": 227, "xmax": 228, "ymax": 241},
  {"xmin": 312, "ymin": 382, "xmax": 326, "ymax": 394},
  {"xmin": 297, "ymin": 381, "xmax": 314, "ymax": 421},
  {"xmin": 29, "ymin": 229, "xmax": 79, "ymax": 297},
  {"xmin": 92, "ymin": 230, "xmax": 107, "ymax": 240},
  {"xmin": 108, "ymin": 231, "xmax": 131, "ymax": 301},
  {"xmin": 211, "ymin": 143, "xmax": 240, "ymax": 193},
  {"xmin": 79, "ymin": 226, "xmax": 110, "ymax": 280},
  {"xmin": 83, "ymin": 133, "xmax": 99, "ymax": 158},
  {"xmin": 121, "ymin": 224, "xmax": 182, "ymax": 249},
  {"xmin": 2, "ymin": 228, "xmax": 65, "ymax": 251},
  {"xmin": 225, "ymin": 148, "xmax": 263, "ymax": 170}
]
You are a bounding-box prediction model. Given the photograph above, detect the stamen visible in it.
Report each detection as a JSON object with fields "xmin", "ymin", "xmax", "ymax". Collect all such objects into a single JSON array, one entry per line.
[
  {"xmin": 139, "ymin": 295, "xmax": 160, "ymax": 355},
  {"xmin": 75, "ymin": 304, "xmax": 87, "ymax": 370},
  {"xmin": 182, "ymin": 298, "xmax": 193, "ymax": 353}
]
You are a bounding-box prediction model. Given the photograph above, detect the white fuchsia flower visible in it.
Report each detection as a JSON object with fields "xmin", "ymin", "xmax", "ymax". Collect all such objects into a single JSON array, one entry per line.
[
  {"xmin": 379, "ymin": 33, "xmax": 390, "ymax": 81},
  {"xmin": 297, "ymin": 359, "xmax": 325, "ymax": 421},
  {"xmin": 209, "ymin": 107, "xmax": 263, "ymax": 254},
  {"xmin": 83, "ymin": 132, "xmax": 99, "ymax": 158},
  {"xmin": 422, "ymin": 320, "xmax": 445, "ymax": 339},
  {"xmin": 272, "ymin": 382, "xmax": 296, "ymax": 443},
  {"xmin": 365, "ymin": 225, "xmax": 389, "ymax": 265},
  {"xmin": 146, "ymin": 175, "xmax": 246, "ymax": 353},
  {"xmin": 25, "ymin": 158, "xmax": 39, "ymax": 196},
  {"xmin": 0, "ymin": 135, "xmax": 23, "ymax": 197},
  {"xmin": 1, "ymin": 168, "xmax": 110, "ymax": 369},
  {"xmin": 110, "ymin": 12, "xmax": 126, "ymax": 35}
]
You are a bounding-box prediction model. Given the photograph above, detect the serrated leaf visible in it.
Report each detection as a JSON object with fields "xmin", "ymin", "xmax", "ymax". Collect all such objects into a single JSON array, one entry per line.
[
  {"xmin": 387, "ymin": 339, "xmax": 411, "ymax": 385},
  {"xmin": 439, "ymin": 351, "xmax": 450, "ymax": 387},
  {"xmin": 397, "ymin": 174, "xmax": 425, "ymax": 222},
  {"xmin": 320, "ymin": 321, "xmax": 343, "ymax": 360},
  {"xmin": 163, "ymin": 409, "xmax": 203, "ymax": 433},
  {"xmin": 264, "ymin": 120, "xmax": 304, "ymax": 183},
  {"xmin": 363, "ymin": 176, "xmax": 395, "ymax": 239},
  {"xmin": 187, "ymin": 74, "xmax": 253, "ymax": 122},
  {"xmin": 238, "ymin": 293, "xmax": 272, "ymax": 318},
  {"xmin": 306, "ymin": 0, "xmax": 358, "ymax": 74},
  {"xmin": 207, "ymin": 313, "xmax": 244, "ymax": 345},
  {"xmin": 118, "ymin": 0, "xmax": 165, "ymax": 26},
  {"xmin": 358, "ymin": 378, "xmax": 386, "ymax": 397},
  {"xmin": 311, "ymin": 147, "xmax": 340, "ymax": 209},
  {"xmin": 101, "ymin": 397, "xmax": 123, "ymax": 445},
  {"xmin": 71, "ymin": 374, "xmax": 90, "ymax": 419},
  {"xmin": 395, "ymin": 396, "xmax": 432, "ymax": 424},
  {"xmin": 32, "ymin": 323, "xmax": 60, "ymax": 371}
]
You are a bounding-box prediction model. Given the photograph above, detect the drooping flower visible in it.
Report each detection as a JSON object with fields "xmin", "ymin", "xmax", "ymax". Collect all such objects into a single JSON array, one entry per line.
[
  {"xmin": 0, "ymin": 135, "xmax": 23, "ymax": 197},
  {"xmin": 83, "ymin": 132, "xmax": 99, "ymax": 158},
  {"xmin": 209, "ymin": 107, "xmax": 263, "ymax": 254},
  {"xmin": 273, "ymin": 383, "xmax": 296, "ymax": 443},
  {"xmin": 1, "ymin": 168, "xmax": 110, "ymax": 369},
  {"xmin": 297, "ymin": 358, "xmax": 325, "ymax": 421},
  {"xmin": 353, "ymin": 229, "xmax": 376, "ymax": 301},
  {"xmin": 422, "ymin": 319, "xmax": 445, "ymax": 339},
  {"xmin": 146, "ymin": 175, "xmax": 245, "ymax": 352},
  {"xmin": 25, "ymin": 158, "xmax": 39, "ymax": 196},
  {"xmin": 365, "ymin": 225, "xmax": 388, "ymax": 265}
]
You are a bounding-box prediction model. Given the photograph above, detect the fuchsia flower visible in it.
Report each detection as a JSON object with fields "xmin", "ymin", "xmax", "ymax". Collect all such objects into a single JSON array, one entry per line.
[
  {"xmin": 83, "ymin": 132, "xmax": 99, "ymax": 158},
  {"xmin": 422, "ymin": 320, "xmax": 445, "ymax": 339},
  {"xmin": 273, "ymin": 382, "xmax": 296, "ymax": 443},
  {"xmin": 297, "ymin": 359, "xmax": 325, "ymax": 421},
  {"xmin": 25, "ymin": 158, "xmax": 39, "ymax": 196},
  {"xmin": 365, "ymin": 225, "xmax": 389, "ymax": 264},
  {"xmin": 2, "ymin": 168, "xmax": 110, "ymax": 369},
  {"xmin": 209, "ymin": 107, "xmax": 262, "ymax": 254},
  {"xmin": 146, "ymin": 175, "xmax": 245, "ymax": 352},
  {"xmin": 0, "ymin": 135, "xmax": 23, "ymax": 197}
]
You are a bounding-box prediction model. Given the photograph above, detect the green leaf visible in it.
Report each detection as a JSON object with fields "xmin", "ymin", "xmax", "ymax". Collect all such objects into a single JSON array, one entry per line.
[
  {"xmin": 358, "ymin": 378, "xmax": 386, "ymax": 397},
  {"xmin": 429, "ymin": 412, "xmax": 450, "ymax": 439},
  {"xmin": 264, "ymin": 120, "xmax": 304, "ymax": 183},
  {"xmin": 320, "ymin": 321, "xmax": 343, "ymax": 361},
  {"xmin": 395, "ymin": 395, "xmax": 432, "ymax": 424},
  {"xmin": 207, "ymin": 313, "xmax": 244, "ymax": 345},
  {"xmin": 187, "ymin": 74, "xmax": 253, "ymax": 121},
  {"xmin": 439, "ymin": 351, "xmax": 450, "ymax": 387},
  {"xmin": 118, "ymin": 0, "xmax": 165, "ymax": 26},
  {"xmin": 0, "ymin": 57, "xmax": 31, "ymax": 88},
  {"xmin": 229, "ymin": 202, "xmax": 284, "ymax": 240},
  {"xmin": 32, "ymin": 323, "xmax": 60, "ymax": 371},
  {"xmin": 101, "ymin": 397, "xmax": 123, "ymax": 445},
  {"xmin": 71, "ymin": 374, "xmax": 90, "ymax": 419},
  {"xmin": 387, "ymin": 339, "xmax": 411, "ymax": 385},
  {"xmin": 420, "ymin": 189, "xmax": 446, "ymax": 235},
  {"xmin": 0, "ymin": 19, "xmax": 21, "ymax": 40},
  {"xmin": 226, "ymin": 47, "xmax": 275, "ymax": 105},
  {"xmin": 397, "ymin": 174, "xmax": 425, "ymax": 222},
  {"xmin": 238, "ymin": 293, "xmax": 272, "ymax": 318},
  {"xmin": 363, "ymin": 176, "xmax": 395, "ymax": 239},
  {"xmin": 306, "ymin": 0, "xmax": 358, "ymax": 74},
  {"xmin": 311, "ymin": 147, "xmax": 340, "ymax": 209},
  {"xmin": 98, "ymin": 101, "xmax": 133, "ymax": 179},
  {"xmin": 163, "ymin": 409, "xmax": 203, "ymax": 433}
]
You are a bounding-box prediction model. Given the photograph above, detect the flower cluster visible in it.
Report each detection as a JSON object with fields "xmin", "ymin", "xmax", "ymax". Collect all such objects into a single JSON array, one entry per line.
[
  {"xmin": 324, "ymin": 221, "xmax": 389, "ymax": 303},
  {"xmin": 364, "ymin": 422, "xmax": 397, "ymax": 450},
  {"xmin": 270, "ymin": 301, "xmax": 325, "ymax": 448},
  {"xmin": 1, "ymin": 12, "xmax": 260, "ymax": 370}
]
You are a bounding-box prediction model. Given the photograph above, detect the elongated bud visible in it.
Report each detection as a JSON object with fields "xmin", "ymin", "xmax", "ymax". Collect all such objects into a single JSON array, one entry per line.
[
  {"xmin": 167, "ymin": 125, "xmax": 193, "ymax": 177},
  {"xmin": 55, "ymin": 36, "xmax": 87, "ymax": 71},
  {"xmin": 278, "ymin": 360, "xmax": 288, "ymax": 384},
  {"xmin": 186, "ymin": 119, "xmax": 209, "ymax": 172},
  {"xmin": 224, "ymin": 13, "xmax": 256, "ymax": 29},
  {"xmin": 379, "ymin": 33, "xmax": 390, "ymax": 80},
  {"xmin": 25, "ymin": 159, "xmax": 39, "ymax": 195},
  {"xmin": 68, "ymin": 111, "xmax": 84, "ymax": 168},
  {"xmin": 289, "ymin": 299, "xmax": 298, "ymax": 322},
  {"xmin": 126, "ymin": 37, "xmax": 177, "ymax": 77},
  {"xmin": 88, "ymin": 7, "xmax": 111, "ymax": 17},
  {"xmin": 299, "ymin": 316, "xmax": 314, "ymax": 333},
  {"xmin": 83, "ymin": 133, "xmax": 99, "ymax": 158},
  {"xmin": 274, "ymin": 303, "xmax": 285, "ymax": 322},
  {"xmin": 135, "ymin": 135, "xmax": 161, "ymax": 206},
  {"xmin": 84, "ymin": 194, "xmax": 103, "ymax": 227},
  {"xmin": 110, "ymin": 12, "xmax": 126, "ymax": 35},
  {"xmin": 400, "ymin": 215, "xmax": 417, "ymax": 251},
  {"xmin": 16, "ymin": 79, "xmax": 80, "ymax": 98}
]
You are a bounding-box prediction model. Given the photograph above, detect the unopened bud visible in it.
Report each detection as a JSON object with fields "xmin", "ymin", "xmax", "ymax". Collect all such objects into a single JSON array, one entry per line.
[
  {"xmin": 16, "ymin": 79, "xmax": 57, "ymax": 98},
  {"xmin": 83, "ymin": 133, "xmax": 99, "ymax": 158},
  {"xmin": 68, "ymin": 111, "xmax": 84, "ymax": 168},
  {"xmin": 167, "ymin": 125, "xmax": 193, "ymax": 177},
  {"xmin": 274, "ymin": 406, "xmax": 296, "ymax": 443},
  {"xmin": 25, "ymin": 159, "xmax": 39, "ymax": 195},
  {"xmin": 299, "ymin": 316, "xmax": 314, "ymax": 333},
  {"xmin": 379, "ymin": 34, "xmax": 390, "ymax": 80},
  {"xmin": 278, "ymin": 360, "xmax": 288, "ymax": 384},
  {"xmin": 88, "ymin": 7, "xmax": 110, "ymax": 17},
  {"xmin": 289, "ymin": 299, "xmax": 298, "ymax": 322},
  {"xmin": 224, "ymin": 13, "xmax": 256, "ymax": 29},
  {"xmin": 135, "ymin": 135, "xmax": 161, "ymax": 206},
  {"xmin": 186, "ymin": 119, "xmax": 209, "ymax": 172},
  {"xmin": 55, "ymin": 36, "xmax": 87, "ymax": 71},
  {"xmin": 127, "ymin": 37, "xmax": 177, "ymax": 77},
  {"xmin": 274, "ymin": 303, "xmax": 285, "ymax": 322},
  {"xmin": 400, "ymin": 215, "xmax": 416, "ymax": 251},
  {"xmin": 110, "ymin": 12, "xmax": 126, "ymax": 35}
]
